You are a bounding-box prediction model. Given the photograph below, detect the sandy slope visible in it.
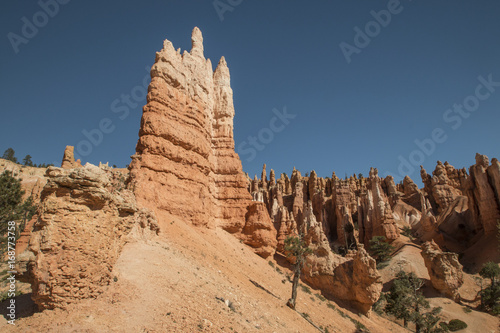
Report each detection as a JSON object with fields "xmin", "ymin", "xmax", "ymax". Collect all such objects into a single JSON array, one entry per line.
[{"xmin": 2, "ymin": 216, "xmax": 406, "ymax": 332}]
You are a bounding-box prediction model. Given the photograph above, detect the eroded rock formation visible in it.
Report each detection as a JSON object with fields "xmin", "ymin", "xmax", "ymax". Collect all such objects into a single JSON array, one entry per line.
[
  {"xmin": 358, "ymin": 168, "xmax": 400, "ymax": 245},
  {"xmin": 129, "ymin": 27, "xmax": 252, "ymax": 234},
  {"xmin": 421, "ymin": 240, "xmax": 463, "ymax": 301},
  {"xmin": 61, "ymin": 145, "xmax": 82, "ymax": 169},
  {"xmin": 301, "ymin": 202, "xmax": 382, "ymax": 314},
  {"xmin": 465, "ymin": 154, "xmax": 500, "ymax": 233},
  {"xmin": 19, "ymin": 164, "xmax": 159, "ymax": 309},
  {"xmin": 238, "ymin": 202, "xmax": 277, "ymax": 258}
]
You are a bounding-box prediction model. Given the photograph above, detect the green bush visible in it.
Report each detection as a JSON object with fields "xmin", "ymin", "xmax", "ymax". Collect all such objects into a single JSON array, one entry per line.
[
  {"xmin": 368, "ymin": 236, "xmax": 394, "ymax": 263},
  {"xmin": 441, "ymin": 319, "xmax": 467, "ymax": 331}
]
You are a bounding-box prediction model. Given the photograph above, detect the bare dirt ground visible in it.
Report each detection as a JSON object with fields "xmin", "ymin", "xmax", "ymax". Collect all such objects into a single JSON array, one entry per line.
[{"xmin": 2, "ymin": 217, "xmax": 408, "ymax": 332}]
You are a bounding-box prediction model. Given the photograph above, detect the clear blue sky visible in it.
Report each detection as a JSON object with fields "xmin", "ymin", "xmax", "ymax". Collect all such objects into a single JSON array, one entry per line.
[{"xmin": 1, "ymin": 1, "xmax": 499, "ymax": 185}]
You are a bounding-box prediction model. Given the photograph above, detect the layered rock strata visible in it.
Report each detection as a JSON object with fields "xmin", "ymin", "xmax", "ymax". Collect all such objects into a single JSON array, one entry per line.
[{"xmin": 129, "ymin": 27, "xmax": 252, "ymax": 233}]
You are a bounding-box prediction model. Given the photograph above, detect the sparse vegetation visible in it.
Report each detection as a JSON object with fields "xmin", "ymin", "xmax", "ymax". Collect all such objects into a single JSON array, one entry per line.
[
  {"xmin": 315, "ymin": 293, "xmax": 326, "ymax": 302},
  {"xmin": 372, "ymin": 293, "xmax": 386, "ymax": 316},
  {"xmin": 2, "ymin": 148, "xmax": 53, "ymax": 168},
  {"xmin": 22, "ymin": 154, "xmax": 33, "ymax": 166},
  {"xmin": 368, "ymin": 236, "xmax": 394, "ymax": 264},
  {"xmin": 327, "ymin": 303, "xmax": 336, "ymax": 310},
  {"xmin": 353, "ymin": 319, "xmax": 369, "ymax": 332},
  {"xmin": 478, "ymin": 261, "xmax": 500, "ymax": 314},
  {"xmin": 462, "ymin": 306, "xmax": 472, "ymax": 313},
  {"xmin": 268, "ymin": 260, "xmax": 275, "ymax": 268},
  {"xmin": 284, "ymin": 234, "xmax": 312, "ymax": 309},
  {"xmin": 0, "ymin": 170, "xmax": 36, "ymax": 254},
  {"xmin": 440, "ymin": 319, "xmax": 467, "ymax": 331},
  {"xmin": 402, "ymin": 226, "xmax": 415, "ymax": 240},
  {"xmin": 336, "ymin": 308, "xmax": 347, "ymax": 318},
  {"xmin": 479, "ymin": 261, "xmax": 500, "ymax": 287},
  {"xmin": 300, "ymin": 284, "xmax": 312, "ymax": 294},
  {"xmin": 2, "ymin": 148, "xmax": 17, "ymax": 163},
  {"xmin": 385, "ymin": 271, "xmax": 444, "ymax": 332}
]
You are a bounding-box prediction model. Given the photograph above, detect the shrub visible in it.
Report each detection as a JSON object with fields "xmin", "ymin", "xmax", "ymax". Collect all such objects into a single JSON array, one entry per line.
[
  {"xmin": 300, "ymin": 284, "xmax": 312, "ymax": 294},
  {"xmin": 401, "ymin": 226, "xmax": 414, "ymax": 239},
  {"xmin": 441, "ymin": 319, "xmax": 467, "ymax": 331},
  {"xmin": 368, "ymin": 236, "xmax": 394, "ymax": 263}
]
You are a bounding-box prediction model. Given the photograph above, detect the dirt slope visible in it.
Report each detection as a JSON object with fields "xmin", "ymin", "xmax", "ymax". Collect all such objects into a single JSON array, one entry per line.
[{"xmin": 2, "ymin": 215, "xmax": 405, "ymax": 332}]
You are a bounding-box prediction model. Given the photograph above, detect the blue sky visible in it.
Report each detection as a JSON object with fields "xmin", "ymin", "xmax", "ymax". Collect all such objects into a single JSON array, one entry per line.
[{"xmin": 1, "ymin": 1, "xmax": 499, "ymax": 185}]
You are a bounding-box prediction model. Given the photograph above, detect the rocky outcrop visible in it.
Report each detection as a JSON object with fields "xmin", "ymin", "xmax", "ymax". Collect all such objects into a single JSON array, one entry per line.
[
  {"xmin": 301, "ymin": 202, "xmax": 381, "ymax": 314},
  {"xmin": 465, "ymin": 154, "xmax": 500, "ymax": 233},
  {"xmin": 61, "ymin": 145, "xmax": 82, "ymax": 169},
  {"xmin": 421, "ymin": 240, "xmax": 463, "ymax": 301},
  {"xmin": 129, "ymin": 27, "xmax": 251, "ymax": 233},
  {"xmin": 19, "ymin": 164, "xmax": 159, "ymax": 310},
  {"xmin": 487, "ymin": 158, "xmax": 500, "ymax": 209},
  {"xmin": 237, "ymin": 202, "xmax": 277, "ymax": 258},
  {"xmin": 358, "ymin": 168, "xmax": 400, "ymax": 245}
]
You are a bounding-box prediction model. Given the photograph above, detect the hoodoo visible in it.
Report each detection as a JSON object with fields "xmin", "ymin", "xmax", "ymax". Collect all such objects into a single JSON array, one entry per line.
[{"xmin": 129, "ymin": 27, "xmax": 252, "ymax": 232}]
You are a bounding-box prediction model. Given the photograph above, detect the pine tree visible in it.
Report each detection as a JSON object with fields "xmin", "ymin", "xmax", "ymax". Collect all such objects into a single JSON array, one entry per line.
[
  {"xmin": 480, "ymin": 262, "xmax": 500, "ymax": 287},
  {"xmin": 369, "ymin": 236, "xmax": 394, "ymax": 263},
  {"xmin": 284, "ymin": 234, "xmax": 313, "ymax": 309},
  {"xmin": 385, "ymin": 271, "xmax": 445, "ymax": 332},
  {"xmin": 22, "ymin": 154, "xmax": 33, "ymax": 166},
  {"xmin": 0, "ymin": 171, "xmax": 36, "ymax": 253},
  {"xmin": 479, "ymin": 262, "xmax": 500, "ymax": 314},
  {"xmin": 2, "ymin": 148, "xmax": 17, "ymax": 163}
]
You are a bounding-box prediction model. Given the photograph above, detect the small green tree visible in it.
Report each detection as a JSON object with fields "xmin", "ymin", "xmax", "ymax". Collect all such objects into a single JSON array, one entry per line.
[
  {"xmin": 2, "ymin": 148, "xmax": 17, "ymax": 163},
  {"xmin": 284, "ymin": 234, "xmax": 312, "ymax": 310},
  {"xmin": 22, "ymin": 154, "xmax": 33, "ymax": 166},
  {"xmin": 385, "ymin": 271, "xmax": 444, "ymax": 332},
  {"xmin": 369, "ymin": 236, "xmax": 395, "ymax": 263},
  {"xmin": 479, "ymin": 262, "xmax": 500, "ymax": 287},
  {"xmin": 0, "ymin": 171, "xmax": 36, "ymax": 253},
  {"xmin": 479, "ymin": 261, "xmax": 500, "ymax": 314}
]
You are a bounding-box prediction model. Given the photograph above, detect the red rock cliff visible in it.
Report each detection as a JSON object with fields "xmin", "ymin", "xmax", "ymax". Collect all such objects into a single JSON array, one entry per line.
[{"xmin": 130, "ymin": 27, "xmax": 251, "ymax": 231}]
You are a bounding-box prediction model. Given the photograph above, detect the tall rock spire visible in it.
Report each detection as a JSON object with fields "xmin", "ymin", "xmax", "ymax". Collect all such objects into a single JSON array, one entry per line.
[{"xmin": 130, "ymin": 27, "xmax": 251, "ymax": 231}]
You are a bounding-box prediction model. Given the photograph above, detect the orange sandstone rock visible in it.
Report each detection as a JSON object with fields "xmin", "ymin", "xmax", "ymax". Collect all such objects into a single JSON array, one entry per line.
[
  {"xmin": 421, "ymin": 240, "xmax": 463, "ymax": 301},
  {"xmin": 129, "ymin": 27, "xmax": 251, "ymax": 232}
]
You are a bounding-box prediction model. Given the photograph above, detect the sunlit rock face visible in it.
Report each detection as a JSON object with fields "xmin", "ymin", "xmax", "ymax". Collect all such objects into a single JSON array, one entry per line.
[{"xmin": 130, "ymin": 27, "xmax": 251, "ymax": 231}]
